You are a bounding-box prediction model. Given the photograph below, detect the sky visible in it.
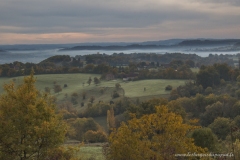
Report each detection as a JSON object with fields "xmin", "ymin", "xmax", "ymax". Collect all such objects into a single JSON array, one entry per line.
[{"xmin": 0, "ymin": 0, "xmax": 240, "ymax": 44}]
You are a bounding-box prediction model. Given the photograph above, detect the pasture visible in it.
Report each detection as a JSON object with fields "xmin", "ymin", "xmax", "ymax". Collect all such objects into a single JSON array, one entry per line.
[
  {"xmin": 78, "ymin": 146, "xmax": 105, "ymax": 160},
  {"xmin": 0, "ymin": 73, "xmax": 186, "ymax": 100}
]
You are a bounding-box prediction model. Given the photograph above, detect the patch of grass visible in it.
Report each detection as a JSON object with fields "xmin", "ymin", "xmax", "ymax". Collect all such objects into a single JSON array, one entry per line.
[
  {"xmin": 0, "ymin": 74, "xmax": 186, "ymax": 102},
  {"xmin": 190, "ymin": 67, "xmax": 199, "ymax": 73},
  {"xmin": 78, "ymin": 146, "xmax": 105, "ymax": 160},
  {"xmin": 119, "ymin": 79, "xmax": 185, "ymax": 97}
]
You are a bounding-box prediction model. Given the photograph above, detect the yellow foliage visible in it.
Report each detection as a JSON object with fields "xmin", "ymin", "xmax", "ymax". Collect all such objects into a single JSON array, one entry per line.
[
  {"xmin": 0, "ymin": 71, "xmax": 68, "ymax": 159},
  {"xmin": 108, "ymin": 105, "xmax": 208, "ymax": 160}
]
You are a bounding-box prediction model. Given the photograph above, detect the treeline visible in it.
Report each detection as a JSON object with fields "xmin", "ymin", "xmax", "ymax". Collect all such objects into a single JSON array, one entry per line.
[{"xmin": 0, "ymin": 53, "xmax": 235, "ymax": 78}]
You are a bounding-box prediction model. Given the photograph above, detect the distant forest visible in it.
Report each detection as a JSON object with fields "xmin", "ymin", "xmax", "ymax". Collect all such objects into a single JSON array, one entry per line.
[{"xmin": 0, "ymin": 52, "xmax": 237, "ymax": 78}]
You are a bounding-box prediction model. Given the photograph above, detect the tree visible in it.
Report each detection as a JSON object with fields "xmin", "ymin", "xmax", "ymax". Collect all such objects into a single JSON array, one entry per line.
[
  {"xmin": 208, "ymin": 117, "xmax": 231, "ymax": 140},
  {"xmin": 54, "ymin": 84, "xmax": 62, "ymax": 94},
  {"xmin": 89, "ymin": 96, "xmax": 95, "ymax": 103},
  {"xmin": 112, "ymin": 91, "xmax": 120, "ymax": 99},
  {"xmin": 0, "ymin": 72, "xmax": 67, "ymax": 160},
  {"xmin": 71, "ymin": 92, "xmax": 79, "ymax": 105},
  {"xmin": 196, "ymin": 66, "xmax": 220, "ymax": 88},
  {"xmin": 165, "ymin": 85, "xmax": 172, "ymax": 91},
  {"xmin": 115, "ymin": 83, "xmax": 121, "ymax": 90},
  {"xmin": 87, "ymin": 77, "xmax": 92, "ymax": 85},
  {"xmin": 107, "ymin": 106, "xmax": 115, "ymax": 134},
  {"xmin": 191, "ymin": 127, "xmax": 219, "ymax": 152},
  {"xmin": 107, "ymin": 106, "xmax": 206, "ymax": 160},
  {"xmin": 200, "ymin": 101, "xmax": 223, "ymax": 126},
  {"xmin": 204, "ymin": 87, "xmax": 213, "ymax": 95},
  {"xmin": 82, "ymin": 91, "xmax": 87, "ymax": 100},
  {"xmin": 94, "ymin": 77, "xmax": 100, "ymax": 85}
]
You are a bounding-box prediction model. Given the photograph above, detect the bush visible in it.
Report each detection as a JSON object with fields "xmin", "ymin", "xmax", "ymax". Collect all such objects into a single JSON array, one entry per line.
[
  {"xmin": 165, "ymin": 85, "xmax": 173, "ymax": 91},
  {"xmin": 205, "ymin": 87, "xmax": 213, "ymax": 95},
  {"xmin": 84, "ymin": 130, "xmax": 108, "ymax": 143},
  {"xmin": 112, "ymin": 91, "xmax": 120, "ymax": 98},
  {"xmin": 83, "ymin": 103, "xmax": 111, "ymax": 117},
  {"xmin": 66, "ymin": 118, "xmax": 99, "ymax": 141},
  {"xmin": 220, "ymin": 79, "xmax": 226, "ymax": 86}
]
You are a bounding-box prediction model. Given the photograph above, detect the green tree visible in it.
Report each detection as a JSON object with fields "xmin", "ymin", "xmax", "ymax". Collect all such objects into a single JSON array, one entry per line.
[
  {"xmin": 200, "ymin": 101, "xmax": 223, "ymax": 126},
  {"xmin": 115, "ymin": 83, "xmax": 121, "ymax": 90},
  {"xmin": 191, "ymin": 127, "xmax": 219, "ymax": 152},
  {"xmin": 87, "ymin": 77, "xmax": 92, "ymax": 85},
  {"xmin": 165, "ymin": 85, "xmax": 173, "ymax": 91},
  {"xmin": 94, "ymin": 77, "xmax": 100, "ymax": 85},
  {"xmin": 196, "ymin": 66, "xmax": 220, "ymax": 88},
  {"xmin": 208, "ymin": 117, "xmax": 231, "ymax": 140},
  {"xmin": 0, "ymin": 72, "xmax": 67, "ymax": 160},
  {"xmin": 204, "ymin": 87, "xmax": 213, "ymax": 95},
  {"xmin": 82, "ymin": 91, "xmax": 87, "ymax": 100}
]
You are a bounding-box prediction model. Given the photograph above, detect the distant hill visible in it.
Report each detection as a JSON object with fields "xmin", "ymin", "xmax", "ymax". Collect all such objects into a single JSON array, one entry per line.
[
  {"xmin": 0, "ymin": 49, "xmax": 7, "ymax": 53},
  {"xmin": 235, "ymin": 42, "xmax": 240, "ymax": 46},
  {"xmin": 140, "ymin": 39, "xmax": 185, "ymax": 46},
  {"xmin": 60, "ymin": 44, "xmax": 167, "ymax": 51},
  {"xmin": 178, "ymin": 39, "xmax": 240, "ymax": 46},
  {"xmin": 1, "ymin": 38, "xmax": 240, "ymax": 51}
]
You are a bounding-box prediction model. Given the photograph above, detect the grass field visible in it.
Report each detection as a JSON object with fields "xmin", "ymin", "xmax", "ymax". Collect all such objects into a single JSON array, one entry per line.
[
  {"xmin": 119, "ymin": 79, "xmax": 185, "ymax": 97},
  {"xmin": 78, "ymin": 146, "xmax": 105, "ymax": 160},
  {"xmin": 0, "ymin": 73, "xmax": 186, "ymax": 99}
]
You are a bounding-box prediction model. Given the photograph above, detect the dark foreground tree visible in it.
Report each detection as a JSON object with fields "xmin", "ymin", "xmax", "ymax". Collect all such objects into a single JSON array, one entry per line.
[{"xmin": 0, "ymin": 72, "xmax": 67, "ymax": 160}]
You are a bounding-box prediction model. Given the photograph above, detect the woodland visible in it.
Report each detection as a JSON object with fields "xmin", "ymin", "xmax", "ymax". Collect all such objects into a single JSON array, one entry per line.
[{"xmin": 1, "ymin": 52, "xmax": 240, "ymax": 159}]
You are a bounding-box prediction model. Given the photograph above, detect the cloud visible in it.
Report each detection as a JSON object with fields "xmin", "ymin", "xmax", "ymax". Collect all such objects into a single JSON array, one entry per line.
[{"xmin": 0, "ymin": 0, "xmax": 240, "ymax": 44}]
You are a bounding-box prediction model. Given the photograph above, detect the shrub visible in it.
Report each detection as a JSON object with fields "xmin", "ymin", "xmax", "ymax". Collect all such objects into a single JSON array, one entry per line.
[
  {"xmin": 66, "ymin": 118, "xmax": 99, "ymax": 141},
  {"xmin": 84, "ymin": 130, "xmax": 108, "ymax": 143},
  {"xmin": 220, "ymin": 79, "xmax": 226, "ymax": 86},
  {"xmin": 165, "ymin": 85, "xmax": 173, "ymax": 91},
  {"xmin": 112, "ymin": 91, "xmax": 120, "ymax": 98},
  {"xmin": 115, "ymin": 83, "xmax": 121, "ymax": 89},
  {"xmin": 205, "ymin": 87, "xmax": 213, "ymax": 95}
]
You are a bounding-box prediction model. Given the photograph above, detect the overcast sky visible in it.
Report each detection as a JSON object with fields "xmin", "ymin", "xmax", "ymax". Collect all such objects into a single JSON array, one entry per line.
[{"xmin": 0, "ymin": 0, "xmax": 240, "ymax": 44}]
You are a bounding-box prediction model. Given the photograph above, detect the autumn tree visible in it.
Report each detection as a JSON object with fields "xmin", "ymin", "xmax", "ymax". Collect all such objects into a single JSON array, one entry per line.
[
  {"xmin": 0, "ymin": 72, "xmax": 67, "ymax": 160},
  {"xmin": 107, "ymin": 106, "xmax": 206, "ymax": 160},
  {"xmin": 107, "ymin": 106, "xmax": 115, "ymax": 134}
]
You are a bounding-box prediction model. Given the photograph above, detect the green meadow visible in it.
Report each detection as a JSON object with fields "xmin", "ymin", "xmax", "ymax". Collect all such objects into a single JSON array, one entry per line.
[{"xmin": 0, "ymin": 73, "xmax": 186, "ymax": 101}]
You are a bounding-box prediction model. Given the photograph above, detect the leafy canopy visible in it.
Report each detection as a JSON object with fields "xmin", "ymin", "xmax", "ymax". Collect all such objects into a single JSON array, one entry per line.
[
  {"xmin": 108, "ymin": 106, "xmax": 207, "ymax": 160},
  {"xmin": 0, "ymin": 72, "xmax": 67, "ymax": 159}
]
